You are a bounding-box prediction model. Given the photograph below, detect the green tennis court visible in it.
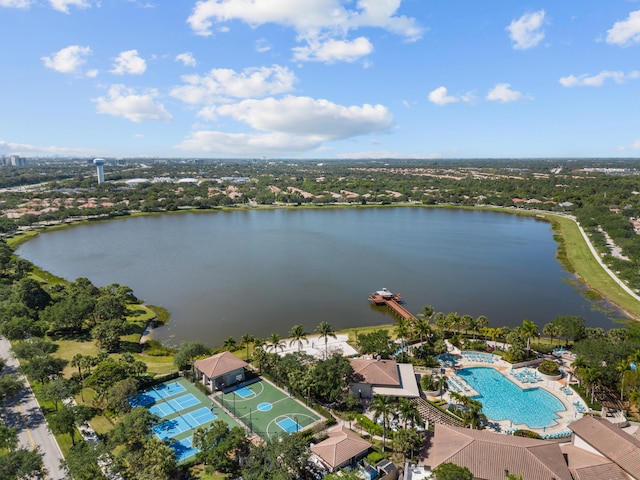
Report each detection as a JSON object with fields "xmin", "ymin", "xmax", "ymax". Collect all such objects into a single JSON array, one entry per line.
[{"xmin": 216, "ymin": 379, "xmax": 322, "ymax": 440}]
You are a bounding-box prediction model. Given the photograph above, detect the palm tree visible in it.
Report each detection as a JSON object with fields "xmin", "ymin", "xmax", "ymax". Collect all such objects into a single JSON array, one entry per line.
[
  {"xmin": 370, "ymin": 394, "xmax": 394, "ymax": 451},
  {"xmin": 413, "ymin": 318, "xmax": 432, "ymax": 343},
  {"xmin": 461, "ymin": 314, "xmax": 474, "ymax": 337},
  {"xmin": 542, "ymin": 323, "xmax": 560, "ymax": 346},
  {"xmin": 240, "ymin": 333, "xmax": 255, "ymax": 361},
  {"xmin": 521, "ymin": 319, "xmax": 538, "ymax": 354},
  {"xmin": 223, "ymin": 336, "xmax": 237, "ymax": 351},
  {"xmin": 289, "ymin": 324, "xmax": 308, "ymax": 352},
  {"xmin": 396, "ymin": 318, "xmax": 410, "ymax": 350},
  {"xmin": 617, "ymin": 359, "xmax": 630, "ymax": 401},
  {"xmin": 418, "ymin": 305, "xmax": 434, "ymax": 323},
  {"xmin": 475, "ymin": 315, "xmax": 488, "ymax": 340},
  {"xmin": 315, "ymin": 321, "xmax": 337, "ymax": 359},
  {"xmin": 71, "ymin": 353, "xmax": 85, "ymax": 380},
  {"xmin": 397, "ymin": 398, "xmax": 422, "ymax": 429},
  {"xmin": 268, "ymin": 333, "xmax": 285, "ymax": 354}
]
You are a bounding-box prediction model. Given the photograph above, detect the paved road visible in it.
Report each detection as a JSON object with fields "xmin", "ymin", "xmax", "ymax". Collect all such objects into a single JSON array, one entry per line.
[{"xmin": 0, "ymin": 336, "xmax": 67, "ymax": 480}]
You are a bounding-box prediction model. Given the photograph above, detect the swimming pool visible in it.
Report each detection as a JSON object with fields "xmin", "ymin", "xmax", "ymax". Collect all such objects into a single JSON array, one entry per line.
[{"xmin": 457, "ymin": 366, "xmax": 565, "ymax": 428}]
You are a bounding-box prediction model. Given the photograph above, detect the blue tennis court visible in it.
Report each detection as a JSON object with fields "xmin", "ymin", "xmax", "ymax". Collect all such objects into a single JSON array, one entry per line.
[
  {"xmin": 153, "ymin": 407, "xmax": 217, "ymax": 441},
  {"xmin": 277, "ymin": 417, "xmax": 300, "ymax": 434},
  {"xmin": 129, "ymin": 381, "xmax": 187, "ymax": 407},
  {"xmin": 148, "ymin": 394, "xmax": 200, "ymax": 418},
  {"xmin": 153, "ymin": 381, "xmax": 185, "ymax": 399},
  {"xmin": 170, "ymin": 437, "xmax": 198, "ymax": 463},
  {"xmin": 235, "ymin": 386, "xmax": 254, "ymax": 398}
]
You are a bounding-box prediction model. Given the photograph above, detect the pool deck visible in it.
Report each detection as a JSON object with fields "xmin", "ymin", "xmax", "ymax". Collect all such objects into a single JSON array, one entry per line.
[{"xmin": 432, "ymin": 348, "xmax": 588, "ymax": 438}]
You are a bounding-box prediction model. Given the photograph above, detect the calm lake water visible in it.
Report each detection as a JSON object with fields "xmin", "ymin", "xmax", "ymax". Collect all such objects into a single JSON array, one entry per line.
[{"xmin": 17, "ymin": 208, "xmax": 619, "ymax": 346}]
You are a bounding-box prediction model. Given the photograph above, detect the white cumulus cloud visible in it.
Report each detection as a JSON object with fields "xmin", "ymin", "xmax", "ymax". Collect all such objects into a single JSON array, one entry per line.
[
  {"xmin": 559, "ymin": 70, "xmax": 640, "ymax": 87},
  {"xmin": 49, "ymin": 0, "xmax": 90, "ymax": 13},
  {"xmin": 215, "ymin": 96, "xmax": 392, "ymax": 138},
  {"xmin": 186, "ymin": 0, "xmax": 422, "ymax": 63},
  {"xmin": 293, "ymin": 36, "xmax": 373, "ymax": 63},
  {"xmin": 170, "ymin": 65, "xmax": 297, "ymax": 105},
  {"xmin": 177, "ymin": 95, "xmax": 393, "ymax": 156},
  {"xmin": 175, "ymin": 52, "xmax": 197, "ymax": 67},
  {"xmin": 0, "ymin": 139, "xmax": 103, "ymax": 156},
  {"xmin": 507, "ymin": 10, "xmax": 546, "ymax": 50},
  {"xmin": 93, "ymin": 85, "xmax": 173, "ymax": 122},
  {"xmin": 42, "ymin": 45, "xmax": 91, "ymax": 74},
  {"xmin": 606, "ymin": 10, "xmax": 640, "ymax": 46},
  {"xmin": 486, "ymin": 83, "xmax": 523, "ymax": 103},
  {"xmin": 0, "ymin": 0, "xmax": 32, "ymax": 8},
  {"xmin": 110, "ymin": 50, "xmax": 147, "ymax": 75},
  {"xmin": 428, "ymin": 86, "xmax": 473, "ymax": 106}
]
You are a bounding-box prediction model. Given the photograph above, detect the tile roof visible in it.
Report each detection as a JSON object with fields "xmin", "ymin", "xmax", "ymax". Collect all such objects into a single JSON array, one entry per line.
[
  {"xmin": 561, "ymin": 444, "xmax": 630, "ymax": 480},
  {"xmin": 423, "ymin": 424, "xmax": 573, "ymax": 480},
  {"xmin": 310, "ymin": 425, "xmax": 372, "ymax": 470},
  {"xmin": 193, "ymin": 351, "xmax": 249, "ymax": 379},
  {"xmin": 569, "ymin": 415, "xmax": 640, "ymax": 479},
  {"xmin": 350, "ymin": 358, "xmax": 400, "ymax": 386}
]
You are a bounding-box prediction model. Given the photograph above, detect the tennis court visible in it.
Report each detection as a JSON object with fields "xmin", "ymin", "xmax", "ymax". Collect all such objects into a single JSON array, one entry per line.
[
  {"xmin": 148, "ymin": 393, "xmax": 200, "ymax": 418},
  {"xmin": 129, "ymin": 381, "xmax": 186, "ymax": 407},
  {"xmin": 217, "ymin": 379, "xmax": 322, "ymax": 440},
  {"xmin": 170, "ymin": 437, "xmax": 198, "ymax": 463},
  {"xmin": 153, "ymin": 407, "xmax": 217, "ymax": 441}
]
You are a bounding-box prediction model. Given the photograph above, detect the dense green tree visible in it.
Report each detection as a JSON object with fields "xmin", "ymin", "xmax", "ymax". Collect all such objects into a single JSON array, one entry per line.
[
  {"xmin": 357, "ymin": 329, "xmax": 393, "ymax": 358},
  {"xmin": 61, "ymin": 442, "xmax": 107, "ymax": 480},
  {"xmin": 193, "ymin": 419, "xmax": 247, "ymax": 474},
  {"xmin": 84, "ymin": 360, "xmax": 127, "ymax": 398},
  {"xmin": 173, "ymin": 341, "xmax": 211, "ymax": 371},
  {"xmin": 109, "ymin": 407, "xmax": 156, "ymax": 450},
  {"xmin": 40, "ymin": 377, "xmax": 76, "ymax": 412},
  {"xmin": 311, "ymin": 353, "xmax": 353, "ymax": 404},
  {"xmin": 0, "ymin": 364, "xmax": 23, "ymax": 402},
  {"xmin": 12, "ymin": 278, "xmax": 51, "ymax": 312},
  {"xmin": 91, "ymin": 318, "xmax": 125, "ymax": 352},
  {"xmin": 431, "ymin": 462, "xmax": 474, "ymax": 480},
  {"xmin": 11, "ymin": 338, "xmax": 56, "ymax": 360},
  {"xmin": 107, "ymin": 377, "xmax": 139, "ymax": 414},
  {"xmin": 242, "ymin": 432, "xmax": 310, "ymax": 480},
  {"xmin": 21, "ymin": 354, "xmax": 65, "ymax": 385}
]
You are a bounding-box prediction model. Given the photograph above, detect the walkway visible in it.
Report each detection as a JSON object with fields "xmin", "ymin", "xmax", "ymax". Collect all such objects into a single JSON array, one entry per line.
[{"xmin": 0, "ymin": 336, "xmax": 66, "ymax": 480}]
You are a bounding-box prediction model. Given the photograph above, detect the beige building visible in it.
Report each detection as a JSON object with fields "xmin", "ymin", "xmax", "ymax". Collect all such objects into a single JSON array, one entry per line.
[
  {"xmin": 349, "ymin": 358, "xmax": 420, "ymax": 399},
  {"xmin": 310, "ymin": 425, "xmax": 372, "ymax": 472},
  {"xmin": 194, "ymin": 351, "xmax": 249, "ymax": 391}
]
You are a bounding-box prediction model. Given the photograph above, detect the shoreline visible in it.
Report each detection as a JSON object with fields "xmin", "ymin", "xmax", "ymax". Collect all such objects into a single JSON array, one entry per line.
[{"xmin": 7, "ymin": 204, "xmax": 640, "ymax": 337}]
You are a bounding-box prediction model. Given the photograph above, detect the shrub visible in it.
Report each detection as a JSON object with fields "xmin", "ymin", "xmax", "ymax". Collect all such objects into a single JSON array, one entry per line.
[
  {"xmin": 367, "ymin": 451, "xmax": 385, "ymax": 465},
  {"xmin": 514, "ymin": 429, "xmax": 541, "ymax": 439},
  {"xmin": 538, "ymin": 359, "xmax": 560, "ymax": 376},
  {"xmin": 356, "ymin": 414, "xmax": 383, "ymax": 437}
]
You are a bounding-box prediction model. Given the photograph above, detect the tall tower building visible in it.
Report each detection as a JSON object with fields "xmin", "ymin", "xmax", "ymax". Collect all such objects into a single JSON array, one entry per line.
[{"xmin": 93, "ymin": 158, "xmax": 105, "ymax": 184}]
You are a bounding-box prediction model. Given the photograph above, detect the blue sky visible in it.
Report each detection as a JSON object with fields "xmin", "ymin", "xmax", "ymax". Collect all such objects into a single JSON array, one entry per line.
[{"xmin": 1, "ymin": 1, "xmax": 639, "ymax": 160}]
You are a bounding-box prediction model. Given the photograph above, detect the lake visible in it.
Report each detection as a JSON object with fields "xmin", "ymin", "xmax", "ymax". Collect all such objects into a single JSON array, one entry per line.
[{"xmin": 16, "ymin": 207, "xmax": 619, "ymax": 346}]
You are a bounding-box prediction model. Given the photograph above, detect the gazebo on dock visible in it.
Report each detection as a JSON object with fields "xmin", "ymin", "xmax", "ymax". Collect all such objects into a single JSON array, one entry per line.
[{"xmin": 194, "ymin": 351, "xmax": 249, "ymax": 391}]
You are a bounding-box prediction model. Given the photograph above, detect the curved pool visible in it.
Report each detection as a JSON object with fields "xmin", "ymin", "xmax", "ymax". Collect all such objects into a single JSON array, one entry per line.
[{"xmin": 457, "ymin": 366, "xmax": 565, "ymax": 428}]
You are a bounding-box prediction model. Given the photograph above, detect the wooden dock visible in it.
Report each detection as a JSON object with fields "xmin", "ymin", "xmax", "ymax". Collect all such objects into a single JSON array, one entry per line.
[{"xmin": 369, "ymin": 288, "xmax": 416, "ymax": 321}]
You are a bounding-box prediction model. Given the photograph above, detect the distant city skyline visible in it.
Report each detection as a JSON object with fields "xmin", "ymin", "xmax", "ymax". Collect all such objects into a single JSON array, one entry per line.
[{"xmin": 1, "ymin": 1, "xmax": 639, "ymax": 160}]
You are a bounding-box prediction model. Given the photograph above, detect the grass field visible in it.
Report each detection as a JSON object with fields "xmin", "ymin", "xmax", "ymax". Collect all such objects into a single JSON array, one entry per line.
[
  {"xmin": 215, "ymin": 379, "xmax": 322, "ymax": 441},
  {"xmin": 545, "ymin": 214, "xmax": 640, "ymax": 319}
]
